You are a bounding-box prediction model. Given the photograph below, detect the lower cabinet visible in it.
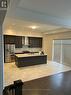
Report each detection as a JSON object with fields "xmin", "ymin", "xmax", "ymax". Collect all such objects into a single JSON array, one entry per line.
[
  {"xmin": 11, "ymin": 54, "xmax": 15, "ymax": 62},
  {"xmin": 15, "ymin": 55, "xmax": 47, "ymax": 67}
]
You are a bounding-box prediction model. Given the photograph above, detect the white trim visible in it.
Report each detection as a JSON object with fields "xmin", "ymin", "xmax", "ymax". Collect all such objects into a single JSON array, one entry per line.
[
  {"xmin": 52, "ymin": 40, "xmax": 54, "ymax": 61},
  {"xmin": 60, "ymin": 40, "xmax": 62, "ymax": 64}
]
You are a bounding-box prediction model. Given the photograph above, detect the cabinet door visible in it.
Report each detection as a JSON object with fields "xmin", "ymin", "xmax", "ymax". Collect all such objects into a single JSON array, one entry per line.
[
  {"xmin": 28, "ymin": 37, "xmax": 42, "ymax": 48},
  {"xmin": 4, "ymin": 35, "xmax": 22, "ymax": 48},
  {"xmin": 10, "ymin": 36, "xmax": 15, "ymax": 44},
  {"xmin": 4, "ymin": 35, "xmax": 15, "ymax": 44},
  {"xmin": 15, "ymin": 36, "xmax": 22, "ymax": 48}
]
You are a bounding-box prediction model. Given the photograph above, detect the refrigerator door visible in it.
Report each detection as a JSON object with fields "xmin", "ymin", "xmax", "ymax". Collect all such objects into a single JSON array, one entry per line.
[
  {"xmin": 9, "ymin": 44, "xmax": 15, "ymax": 54},
  {"xmin": 5, "ymin": 44, "xmax": 15, "ymax": 63}
]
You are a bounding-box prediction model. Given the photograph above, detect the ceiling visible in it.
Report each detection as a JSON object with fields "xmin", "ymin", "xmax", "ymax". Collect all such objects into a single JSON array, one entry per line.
[
  {"xmin": 19, "ymin": 0, "xmax": 71, "ymax": 19},
  {"xmin": 4, "ymin": 18, "xmax": 63, "ymax": 33},
  {"xmin": 4, "ymin": 0, "xmax": 71, "ymax": 34}
]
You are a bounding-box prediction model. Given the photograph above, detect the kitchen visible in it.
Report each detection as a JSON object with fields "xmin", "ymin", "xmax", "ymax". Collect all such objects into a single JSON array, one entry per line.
[
  {"xmin": 4, "ymin": 34, "xmax": 47, "ymax": 66},
  {"xmin": 3, "ymin": 19, "xmax": 71, "ymax": 88},
  {"xmin": 3, "ymin": 20, "xmax": 50, "ymax": 87},
  {"xmin": 1, "ymin": 0, "xmax": 71, "ymax": 95},
  {"xmin": 2, "ymin": 5, "xmax": 71, "ymax": 91}
]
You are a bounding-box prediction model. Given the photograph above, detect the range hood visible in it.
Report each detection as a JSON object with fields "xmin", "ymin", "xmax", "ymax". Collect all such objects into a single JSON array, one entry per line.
[
  {"xmin": 22, "ymin": 36, "xmax": 29, "ymax": 46},
  {"xmin": 25, "ymin": 36, "xmax": 29, "ymax": 45}
]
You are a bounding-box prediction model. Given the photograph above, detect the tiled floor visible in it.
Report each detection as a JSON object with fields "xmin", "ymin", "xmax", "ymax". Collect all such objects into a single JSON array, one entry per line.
[{"xmin": 4, "ymin": 61, "xmax": 71, "ymax": 87}]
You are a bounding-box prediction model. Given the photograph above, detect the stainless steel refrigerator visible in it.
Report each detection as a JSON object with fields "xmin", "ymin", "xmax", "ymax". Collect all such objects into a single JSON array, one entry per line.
[{"xmin": 4, "ymin": 44, "xmax": 15, "ymax": 63}]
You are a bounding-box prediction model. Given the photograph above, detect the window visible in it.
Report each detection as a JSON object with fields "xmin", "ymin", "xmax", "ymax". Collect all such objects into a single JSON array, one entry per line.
[{"xmin": 52, "ymin": 39, "xmax": 71, "ymax": 67}]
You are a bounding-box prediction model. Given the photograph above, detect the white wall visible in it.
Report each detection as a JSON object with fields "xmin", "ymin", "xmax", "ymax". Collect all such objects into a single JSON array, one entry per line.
[{"xmin": 0, "ymin": 25, "xmax": 3, "ymax": 95}]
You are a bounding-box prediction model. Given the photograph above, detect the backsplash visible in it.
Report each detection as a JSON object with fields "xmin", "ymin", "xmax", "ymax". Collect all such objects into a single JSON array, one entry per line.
[{"xmin": 15, "ymin": 45, "xmax": 42, "ymax": 53}]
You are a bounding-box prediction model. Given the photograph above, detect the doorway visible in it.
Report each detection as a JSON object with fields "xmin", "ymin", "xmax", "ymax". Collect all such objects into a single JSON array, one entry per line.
[{"xmin": 52, "ymin": 39, "xmax": 71, "ymax": 67}]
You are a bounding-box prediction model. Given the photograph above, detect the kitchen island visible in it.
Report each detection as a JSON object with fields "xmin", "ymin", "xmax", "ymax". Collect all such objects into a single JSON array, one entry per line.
[{"xmin": 15, "ymin": 53, "xmax": 47, "ymax": 67}]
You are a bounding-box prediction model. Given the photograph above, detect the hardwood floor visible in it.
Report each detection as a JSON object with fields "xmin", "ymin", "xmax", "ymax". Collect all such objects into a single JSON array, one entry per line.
[{"xmin": 23, "ymin": 71, "xmax": 71, "ymax": 95}]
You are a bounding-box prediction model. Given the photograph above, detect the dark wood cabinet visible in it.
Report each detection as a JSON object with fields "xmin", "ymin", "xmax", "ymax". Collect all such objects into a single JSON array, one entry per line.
[
  {"xmin": 15, "ymin": 54, "xmax": 47, "ymax": 67},
  {"xmin": 28, "ymin": 37, "xmax": 42, "ymax": 48},
  {"xmin": 15, "ymin": 36, "xmax": 22, "ymax": 48},
  {"xmin": 4, "ymin": 35, "xmax": 22, "ymax": 48},
  {"xmin": 4, "ymin": 35, "xmax": 42, "ymax": 48},
  {"xmin": 4, "ymin": 35, "xmax": 15, "ymax": 44}
]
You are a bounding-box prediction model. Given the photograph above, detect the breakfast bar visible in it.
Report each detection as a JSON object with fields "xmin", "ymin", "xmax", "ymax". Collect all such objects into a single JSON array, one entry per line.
[{"xmin": 15, "ymin": 54, "xmax": 47, "ymax": 67}]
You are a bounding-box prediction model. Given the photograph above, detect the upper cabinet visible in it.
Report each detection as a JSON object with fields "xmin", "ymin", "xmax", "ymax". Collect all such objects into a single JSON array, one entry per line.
[
  {"xmin": 4, "ymin": 35, "xmax": 22, "ymax": 48},
  {"xmin": 4, "ymin": 35, "xmax": 43, "ymax": 48},
  {"xmin": 4, "ymin": 35, "xmax": 15, "ymax": 44},
  {"xmin": 28, "ymin": 37, "xmax": 42, "ymax": 48},
  {"xmin": 15, "ymin": 36, "xmax": 22, "ymax": 48}
]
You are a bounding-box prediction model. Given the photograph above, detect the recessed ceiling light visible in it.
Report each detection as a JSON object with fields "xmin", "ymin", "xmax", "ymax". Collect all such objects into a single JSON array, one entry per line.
[
  {"xmin": 31, "ymin": 26, "xmax": 37, "ymax": 29},
  {"xmin": 29, "ymin": 26, "xmax": 38, "ymax": 29}
]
